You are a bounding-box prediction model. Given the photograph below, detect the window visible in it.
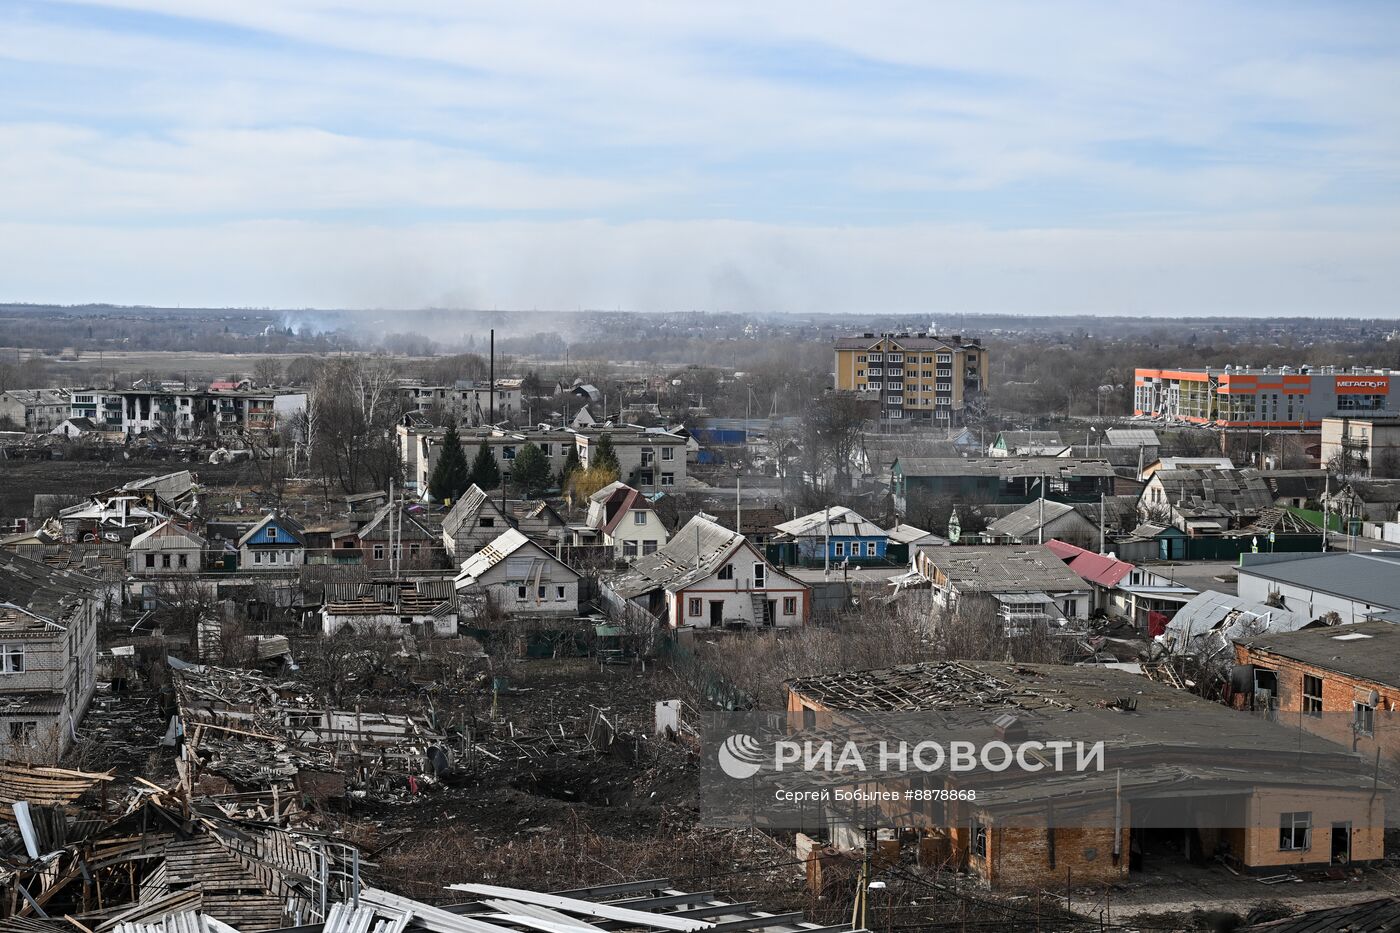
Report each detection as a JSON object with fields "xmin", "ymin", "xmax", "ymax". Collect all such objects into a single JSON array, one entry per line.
[
  {"xmin": 783, "ymin": 597, "xmax": 797, "ymax": 615},
  {"xmin": 753, "ymin": 563, "xmax": 766, "ymax": 588},
  {"xmin": 1279, "ymin": 812, "xmax": 1311, "ymax": 851},
  {"xmin": 539, "ymin": 443, "xmax": 552, "ymax": 457},
  {"xmin": 662, "ymin": 447, "xmax": 675, "ymax": 461},
  {"xmin": 641, "ymin": 449, "xmax": 655, "ymax": 465},
  {"xmin": 634, "ymin": 511, "xmax": 647, "ymax": 525},
  {"xmin": 856, "ymin": 354, "xmax": 867, "ymax": 363},
  {"xmin": 972, "ymin": 821, "xmax": 988, "ymax": 858},
  {"xmin": 1303, "ymin": 675, "xmax": 1323, "ymax": 716},
  {"xmin": 887, "ymin": 353, "xmax": 902, "ymax": 362},
  {"xmin": 409, "ymin": 543, "xmax": 421, "ymax": 558},
  {"xmin": 254, "ymin": 552, "xmax": 263, "ymax": 564},
  {"xmin": 7, "ymin": 722, "xmax": 36, "ymax": 746},
  {"xmin": 161, "ymin": 553, "xmax": 171, "ymax": 569},
  {"xmin": 480, "ymin": 516, "xmax": 495, "ymax": 528},
  {"xmin": 538, "ymin": 585, "xmax": 547, "ymax": 599},
  {"xmin": 0, "ymin": 645, "xmax": 24, "ymax": 674},
  {"xmin": 145, "ymin": 553, "xmax": 155, "ymax": 568},
  {"xmin": 502, "ymin": 446, "xmax": 516, "ymax": 460},
  {"xmin": 177, "ymin": 553, "xmax": 187, "ymax": 568},
  {"xmin": 834, "ymin": 542, "xmax": 845, "ymax": 557},
  {"xmin": 688, "ymin": 597, "xmax": 702, "ymax": 616},
  {"xmin": 516, "ymin": 585, "xmax": 527, "ymax": 599},
  {"xmin": 866, "ymin": 541, "xmax": 878, "ymax": 557},
  {"xmin": 661, "ymin": 472, "xmax": 675, "ymax": 486},
  {"xmin": 937, "ymin": 353, "xmax": 952, "ymax": 363},
  {"xmin": 266, "ymin": 527, "xmax": 278, "ymax": 540},
  {"xmin": 373, "ymin": 544, "xmax": 385, "ymax": 560},
  {"xmin": 640, "ymin": 470, "xmax": 655, "ymax": 486},
  {"xmin": 718, "ymin": 564, "xmax": 734, "ymax": 580},
  {"xmin": 1355, "ymin": 702, "xmax": 1375, "ymax": 736},
  {"xmin": 622, "ymin": 540, "xmax": 638, "ymax": 557},
  {"xmin": 643, "ymin": 540, "xmax": 658, "ymax": 555}
]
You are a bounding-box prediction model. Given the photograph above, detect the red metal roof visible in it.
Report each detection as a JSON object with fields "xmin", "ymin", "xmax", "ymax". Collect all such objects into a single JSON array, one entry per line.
[{"xmin": 1045, "ymin": 539, "xmax": 1134, "ymax": 588}]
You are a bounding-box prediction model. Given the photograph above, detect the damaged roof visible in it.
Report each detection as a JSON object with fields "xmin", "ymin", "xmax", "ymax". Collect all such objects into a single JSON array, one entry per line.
[
  {"xmin": 917, "ymin": 545, "xmax": 1089, "ymax": 594},
  {"xmin": 609, "ymin": 515, "xmax": 747, "ymax": 597},
  {"xmin": 774, "ymin": 506, "xmax": 884, "ymax": 539}
]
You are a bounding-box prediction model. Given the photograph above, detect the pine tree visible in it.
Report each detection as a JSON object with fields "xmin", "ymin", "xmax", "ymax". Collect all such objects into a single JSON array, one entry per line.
[
  {"xmin": 558, "ymin": 444, "xmax": 581, "ymax": 487},
  {"xmin": 511, "ymin": 442, "xmax": 551, "ymax": 496},
  {"xmin": 469, "ymin": 440, "xmax": 501, "ymax": 490},
  {"xmin": 592, "ymin": 433, "xmax": 621, "ymax": 475},
  {"xmin": 428, "ymin": 425, "xmax": 470, "ymax": 503}
]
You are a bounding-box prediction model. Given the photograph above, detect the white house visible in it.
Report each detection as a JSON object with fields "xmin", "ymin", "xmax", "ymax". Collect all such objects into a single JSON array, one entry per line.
[
  {"xmin": 321, "ymin": 580, "xmax": 460, "ymax": 637},
  {"xmin": 585, "ymin": 481, "xmax": 669, "ymax": 560},
  {"xmin": 915, "ymin": 544, "xmax": 1092, "ymax": 632},
  {"xmin": 455, "ymin": 529, "xmax": 580, "ymax": 618},
  {"xmin": 129, "ymin": 521, "xmax": 206, "ymax": 576},
  {"xmin": 608, "ymin": 515, "xmax": 809, "ymax": 629}
]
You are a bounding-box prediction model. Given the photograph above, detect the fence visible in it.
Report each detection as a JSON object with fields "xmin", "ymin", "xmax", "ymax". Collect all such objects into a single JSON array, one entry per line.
[{"xmin": 657, "ymin": 634, "xmax": 754, "ymax": 711}]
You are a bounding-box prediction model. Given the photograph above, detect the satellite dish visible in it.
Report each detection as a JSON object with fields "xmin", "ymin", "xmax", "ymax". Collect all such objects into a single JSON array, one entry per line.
[{"xmin": 1369, "ymin": 689, "xmax": 1381, "ymax": 707}]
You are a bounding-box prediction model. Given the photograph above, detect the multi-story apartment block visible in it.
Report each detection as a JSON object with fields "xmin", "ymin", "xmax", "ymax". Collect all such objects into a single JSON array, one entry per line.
[
  {"xmin": 0, "ymin": 389, "xmax": 71, "ymax": 432},
  {"xmin": 400, "ymin": 423, "xmax": 687, "ymax": 495},
  {"xmin": 1320, "ymin": 414, "xmax": 1400, "ymax": 476},
  {"xmin": 398, "ymin": 380, "xmax": 523, "ymax": 426},
  {"xmin": 1134, "ymin": 366, "xmax": 1400, "ymax": 430},
  {"xmin": 67, "ymin": 390, "xmax": 126, "ymax": 431},
  {"xmin": 832, "ymin": 332, "xmax": 988, "ymax": 425},
  {"xmin": 575, "ymin": 427, "xmax": 686, "ymax": 491}
]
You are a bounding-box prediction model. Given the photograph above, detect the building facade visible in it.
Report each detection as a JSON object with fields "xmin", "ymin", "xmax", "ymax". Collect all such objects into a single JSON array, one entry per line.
[
  {"xmin": 833, "ymin": 332, "xmax": 988, "ymax": 425},
  {"xmin": 1320, "ymin": 415, "xmax": 1400, "ymax": 477},
  {"xmin": 1134, "ymin": 366, "xmax": 1400, "ymax": 429}
]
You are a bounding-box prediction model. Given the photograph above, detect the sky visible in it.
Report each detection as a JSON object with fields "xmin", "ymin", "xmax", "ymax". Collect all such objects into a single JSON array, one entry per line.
[{"xmin": 2, "ymin": 1, "xmax": 1399, "ymax": 316}]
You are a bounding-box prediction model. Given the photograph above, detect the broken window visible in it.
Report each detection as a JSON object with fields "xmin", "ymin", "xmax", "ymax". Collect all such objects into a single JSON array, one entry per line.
[
  {"xmin": 7, "ymin": 721, "xmax": 36, "ymax": 745},
  {"xmin": 144, "ymin": 553, "xmax": 155, "ymax": 568},
  {"xmin": 177, "ymin": 553, "xmax": 188, "ymax": 568},
  {"xmin": 480, "ymin": 517, "xmax": 495, "ymax": 527},
  {"xmin": 1355, "ymin": 702, "xmax": 1375, "ymax": 737},
  {"xmin": 622, "ymin": 540, "xmax": 638, "ymax": 557},
  {"xmin": 688, "ymin": 597, "xmax": 702, "ymax": 616},
  {"xmin": 1303, "ymin": 675, "xmax": 1323, "ymax": 716},
  {"xmin": 1279, "ymin": 811, "xmax": 1311, "ymax": 851},
  {"xmin": 0, "ymin": 645, "xmax": 24, "ymax": 674},
  {"xmin": 972, "ymin": 821, "xmax": 988, "ymax": 858},
  {"xmin": 753, "ymin": 563, "xmax": 766, "ymax": 588},
  {"xmin": 717, "ymin": 564, "xmax": 734, "ymax": 580}
]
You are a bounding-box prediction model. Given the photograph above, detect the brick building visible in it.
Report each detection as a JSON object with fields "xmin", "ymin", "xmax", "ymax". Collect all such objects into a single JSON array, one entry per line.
[
  {"xmin": 833, "ymin": 332, "xmax": 989, "ymax": 426},
  {"xmin": 785, "ymin": 661, "xmax": 1385, "ymax": 890}
]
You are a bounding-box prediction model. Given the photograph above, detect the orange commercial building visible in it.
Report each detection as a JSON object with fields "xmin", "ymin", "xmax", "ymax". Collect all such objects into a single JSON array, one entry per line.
[{"xmin": 1133, "ymin": 365, "xmax": 1398, "ymax": 430}]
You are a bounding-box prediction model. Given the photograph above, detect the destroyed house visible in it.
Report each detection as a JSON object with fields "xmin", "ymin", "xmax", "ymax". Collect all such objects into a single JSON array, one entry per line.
[
  {"xmin": 1139, "ymin": 468, "xmax": 1274, "ymax": 533},
  {"xmin": 441, "ymin": 484, "xmax": 511, "ymax": 560},
  {"xmin": 353, "ymin": 503, "xmax": 440, "ymax": 571},
  {"xmin": 172, "ymin": 662, "xmax": 445, "ymax": 805},
  {"xmin": 321, "ymin": 580, "xmax": 459, "ymax": 636},
  {"xmin": 786, "ymin": 661, "xmax": 1388, "ymax": 890},
  {"xmin": 0, "ymin": 551, "xmax": 105, "ymax": 757},
  {"xmin": 891, "ymin": 457, "xmax": 1117, "ymax": 515},
  {"xmin": 606, "ymin": 515, "xmax": 808, "ymax": 628},
  {"xmin": 455, "ymin": 529, "xmax": 580, "ymax": 617},
  {"xmin": 915, "ymin": 544, "xmax": 1091, "ymax": 630}
]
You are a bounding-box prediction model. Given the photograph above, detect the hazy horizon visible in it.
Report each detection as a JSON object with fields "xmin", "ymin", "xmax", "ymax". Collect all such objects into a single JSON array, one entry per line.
[{"xmin": 3, "ymin": 3, "xmax": 1398, "ymax": 315}]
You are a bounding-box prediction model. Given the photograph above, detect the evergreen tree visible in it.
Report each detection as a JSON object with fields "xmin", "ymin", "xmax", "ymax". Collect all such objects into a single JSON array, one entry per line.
[
  {"xmin": 511, "ymin": 443, "xmax": 552, "ymax": 496},
  {"xmin": 592, "ymin": 433, "xmax": 621, "ymax": 474},
  {"xmin": 469, "ymin": 440, "xmax": 501, "ymax": 490},
  {"xmin": 428, "ymin": 425, "xmax": 470, "ymax": 503},
  {"xmin": 558, "ymin": 444, "xmax": 581, "ymax": 487}
]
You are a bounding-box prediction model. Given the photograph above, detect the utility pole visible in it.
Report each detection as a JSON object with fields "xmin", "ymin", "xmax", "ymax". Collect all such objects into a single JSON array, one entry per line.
[
  {"xmin": 488, "ymin": 329, "xmax": 495, "ymax": 425},
  {"xmin": 1099, "ymin": 492, "xmax": 1106, "ymax": 555},
  {"xmin": 823, "ymin": 503, "xmax": 831, "ymax": 582}
]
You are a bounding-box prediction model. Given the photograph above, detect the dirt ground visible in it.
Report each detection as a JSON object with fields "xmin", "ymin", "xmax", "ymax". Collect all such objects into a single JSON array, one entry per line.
[{"xmin": 0, "ymin": 457, "xmax": 252, "ymax": 517}]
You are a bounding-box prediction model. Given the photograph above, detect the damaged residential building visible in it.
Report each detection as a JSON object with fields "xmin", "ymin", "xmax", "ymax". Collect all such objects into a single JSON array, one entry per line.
[
  {"xmin": 0, "ymin": 551, "xmax": 107, "ymax": 757},
  {"xmin": 606, "ymin": 514, "xmax": 810, "ymax": 628},
  {"xmin": 915, "ymin": 544, "xmax": 1092, "ymax": 630},
  {"xmin": 785, "ymin": 660, "xmax": 1389, "ymax": 890}
]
